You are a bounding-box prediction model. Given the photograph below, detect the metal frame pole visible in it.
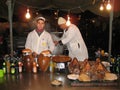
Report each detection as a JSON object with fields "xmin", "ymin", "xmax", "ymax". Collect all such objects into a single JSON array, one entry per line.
[
  {"xmin": 7, "ymin": 0, "xmax": 13, "ymax": 56},
  {"xmin": 108, "ymin": 0, "xmax": 114, "ymax": 61}
]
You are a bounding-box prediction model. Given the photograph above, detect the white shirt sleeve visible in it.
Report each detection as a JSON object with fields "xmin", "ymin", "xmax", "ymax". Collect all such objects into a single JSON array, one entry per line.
[
  {"xmin": 25, "ymin": 32, "xmax": 32, "ymax": 49},
  {"xmin": 61, "ymin": 25, "xmax": 76, "ymax": 44}
]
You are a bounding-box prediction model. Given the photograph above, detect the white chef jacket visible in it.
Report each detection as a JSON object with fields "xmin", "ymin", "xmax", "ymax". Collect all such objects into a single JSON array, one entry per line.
[
  {"xmin": 25, "ymin": 30, "xmax": 55, "ymax": 54},
  {"xmin": 61, "ymin": 24, "xmax": 88, "ymax": 61}
]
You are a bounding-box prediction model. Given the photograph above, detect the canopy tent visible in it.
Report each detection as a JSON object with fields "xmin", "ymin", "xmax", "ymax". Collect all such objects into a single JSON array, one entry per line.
[
  {"xmin": 0, "ymin": 0, "xmax": 120, "ymax": 59},
  {"xmin": 0, "ymin": 0, "xmax": 120, "ymax": 19}
]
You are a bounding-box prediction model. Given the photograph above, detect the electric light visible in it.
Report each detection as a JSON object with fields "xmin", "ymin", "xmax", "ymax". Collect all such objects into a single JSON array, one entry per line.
[
  {"xmin": 100, "ymin": 4, "xmax": 104, "ymax": 11},
  {"xmin": 25, "ymin": 8, "xmax": 31, "ymax": 19},
  {"xmin": 100, "ymin": 0, "xmax": 112, "ymax": 11},
  {"xmin": 106, "ymin": 1, "xmax": 112, "ymax": 10},
  {"xmin": 66, "ymin": 15, "xmax": 71, "ymax": 26}
]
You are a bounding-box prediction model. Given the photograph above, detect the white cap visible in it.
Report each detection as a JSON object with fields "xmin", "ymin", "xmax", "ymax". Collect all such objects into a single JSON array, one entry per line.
[
  {"xmin": 58, "ymin": 17, "xmax": 66, "ymax": 25},
  {"xmin": 36, "ymin": 16, "xmax": 46, "ymax": 22}
]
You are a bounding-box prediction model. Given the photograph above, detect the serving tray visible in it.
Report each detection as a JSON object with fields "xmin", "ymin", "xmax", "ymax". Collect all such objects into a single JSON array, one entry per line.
[{"xmin": 70, "ymin": 79, "xmax": 119, "ymax": 87}]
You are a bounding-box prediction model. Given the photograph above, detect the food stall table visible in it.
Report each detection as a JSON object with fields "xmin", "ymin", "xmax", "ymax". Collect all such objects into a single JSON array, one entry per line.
[{"xmin": 0, "ymin": 72, "xmax": 120, "ymax": 90}]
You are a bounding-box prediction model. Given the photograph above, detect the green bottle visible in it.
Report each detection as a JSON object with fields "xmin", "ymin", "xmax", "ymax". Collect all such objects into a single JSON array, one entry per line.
[
  {"xmin": 2, "ymin": 62, "xmax": 6, "ymax": 74},
  {"xmin": 10, "ymin": 63, "xmax": 15, "ymax": 74}
]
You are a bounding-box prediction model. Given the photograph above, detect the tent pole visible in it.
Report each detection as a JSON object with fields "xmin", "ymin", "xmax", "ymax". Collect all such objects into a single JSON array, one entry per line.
[
  {"xmin": 7, "ymin": 0, "xmax": 14, "ymax": 56},
  {"xmin": 108, "ymin": 0, "xmax": 114, "ymax": 61}
]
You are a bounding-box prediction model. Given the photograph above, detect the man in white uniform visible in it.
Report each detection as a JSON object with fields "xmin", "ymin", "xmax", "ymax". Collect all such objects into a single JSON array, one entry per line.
[
  {"xmin": 55, "ymin": 17, "xmax": 88, "ymax": 61},
  {"xmin": 25, "ymin": 16, "xmax": 55, "ymax": 55}
]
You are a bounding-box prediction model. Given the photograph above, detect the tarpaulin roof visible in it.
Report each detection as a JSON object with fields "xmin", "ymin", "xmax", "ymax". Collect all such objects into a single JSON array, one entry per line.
[{"xmin": 0, "ymin": 0, "xmax": 120, "ymax": 20}]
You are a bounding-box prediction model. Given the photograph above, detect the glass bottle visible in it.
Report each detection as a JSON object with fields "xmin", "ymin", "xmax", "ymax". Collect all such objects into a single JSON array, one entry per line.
[
  {"xmin": 18, "ymin": 61, "xmax": 23, "ymax": 73},
  {"xmin": 33, "ymin": 61, "xmax": 37, "ymax": 73},
  {"xmin": 10, "ymin": 63, "xmax": 15, "ymax": 74},
  {"xmin": 6, "ymin": 60, "xmax": 10, "ymax": 74},
  {"xmin": 2, "ymin": 62, "xmax": 6, "ymax": 74}
]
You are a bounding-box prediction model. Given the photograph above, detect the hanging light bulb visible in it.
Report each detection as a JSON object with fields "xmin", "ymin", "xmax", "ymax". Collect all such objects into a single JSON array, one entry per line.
[
  {"xmin": 25, "ymin": 8, "xmax": 31, "ymax": 19},
  {"xmin": 99, "ymin": 0, "xmax": 112, "ymax": 11},
  {"xmin": 99, "ymin": 0, "xmax": 105, "ymax": 11},
  {"xmin": 66, "ymin": 15, "xmax": 71, "ymax": 26},
  {"xmin": 106, "ymin": 0, "xmax": 111, "ymax": 10},
  {"xmin": 100, "ymin": 4, "xmax": 104, "ymax": 11}
]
